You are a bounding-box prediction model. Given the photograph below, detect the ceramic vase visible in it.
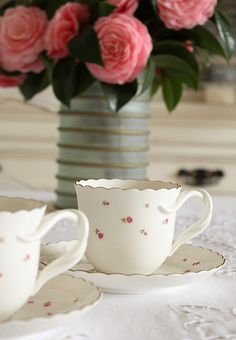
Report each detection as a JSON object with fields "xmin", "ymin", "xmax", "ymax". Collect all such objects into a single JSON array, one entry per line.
[{"xmin": 56, "ymin": 82, "xmax": 150, "ymax": 208}]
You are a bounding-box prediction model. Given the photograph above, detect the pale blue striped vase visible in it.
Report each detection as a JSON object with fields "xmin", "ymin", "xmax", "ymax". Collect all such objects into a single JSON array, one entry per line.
[{"xmin": 56, "ymin": 82, "xmax": 150, "ymax": 208}]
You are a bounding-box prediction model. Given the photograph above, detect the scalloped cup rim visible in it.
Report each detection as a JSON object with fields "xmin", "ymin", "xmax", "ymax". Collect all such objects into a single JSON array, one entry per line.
[
  {"xmin": 74, "ymin": 179, "xmax": 181, "ymax": 191},
  {"xmin": 0, "ymin": 196, "xmax": 46, "ymax": 215}
]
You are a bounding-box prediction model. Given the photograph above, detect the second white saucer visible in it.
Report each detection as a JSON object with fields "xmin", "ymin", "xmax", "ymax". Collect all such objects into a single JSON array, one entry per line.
[
  {"xmin": 41, "ymin": 241, "xmax": 225, "ymax": 294},
  {"xmin": 0, "ymin": 274, "xmax": 102, "ymax": 338}
]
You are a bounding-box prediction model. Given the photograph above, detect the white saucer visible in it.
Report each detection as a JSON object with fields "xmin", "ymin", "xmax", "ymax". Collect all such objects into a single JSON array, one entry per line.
[
  {"xmin": 0, "ymin": 274, "xmax": 102, "ymax": 338},
  {"xmin": 41, "ymin": 241, "xmax": 225, "ymax": 294}
]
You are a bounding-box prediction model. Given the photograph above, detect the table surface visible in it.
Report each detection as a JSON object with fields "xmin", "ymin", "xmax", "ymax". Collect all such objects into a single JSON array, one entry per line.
[{"xmin": 1, "ymin": 185, "xmax": 236, "ymax": 340}]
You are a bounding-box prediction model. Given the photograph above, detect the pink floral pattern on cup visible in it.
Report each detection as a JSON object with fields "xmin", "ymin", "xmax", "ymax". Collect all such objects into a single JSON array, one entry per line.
[
  {"xmin": 121, "ymin": 216, "xmax": 133, "ymax": 223},
  {"xmin": 163, "ymin": 218, "xmax": 169, "ymax": 225},
  {"xmin": 23, "ymin": 254, "xmax": 31, "ymax": 262},
  {"xmin": 140, "ymin": 229, "xmax": 148, "ymax": 236},
  {"xmin": 95, "ymin": 229, "xmax": 104, "ymax": 239}
]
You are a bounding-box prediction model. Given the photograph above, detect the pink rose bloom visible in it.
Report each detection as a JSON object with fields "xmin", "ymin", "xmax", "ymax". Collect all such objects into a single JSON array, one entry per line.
[
  {"xmin": 0, "ymin": 6, "xmax": 48, "ymax": 72},
  {"xmin": 20, "ymin": 58, "xmax": 45, "ymax": 74},
  {"xmin": 157, "ymin": 0, "xmax": 217, "ymax": 30},
  {"xmin": 0, "ymin": 74, "xmax": 26, "ymax": 88},
  {"xmin": 86, "ymin": 14, "xmax": 153, "ymax": 84},
  {"xmin": 107, "ymin": 0, "xmax": 138, "ymax": 15},
  {"xmin": 45, "ymin": 2, "xmax": 90, "ymax": 60}
]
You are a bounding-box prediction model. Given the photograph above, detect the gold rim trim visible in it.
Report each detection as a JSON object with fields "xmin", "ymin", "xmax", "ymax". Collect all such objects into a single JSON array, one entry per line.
[
  {"xmin": 1, "ymin": 273, "xmax": 102, "ymax": 325},
  {"xmin": 59, "ymin": 111, "xmax": 150, "ymax": 119},
  {"xmin": 58, "ymin": 127, "xmax": 149, "ymax": 136},
  {"xmin": 57, "ymin": 143, "xmax": 149, "ymax": 153},
  {"xmin": 57, "ymin": 159, "xmax": 148, "ymax": 169},
  {"xmin": 40, "ymin": 242, "xmax": 226, "ymax": 277},
  {"xmin": 75, "ymin": 179, "xmax": 180, "ymax": 191},
  {"xmin": 72, "ymin": 246, "xmax": 226, "ymax": 276}
]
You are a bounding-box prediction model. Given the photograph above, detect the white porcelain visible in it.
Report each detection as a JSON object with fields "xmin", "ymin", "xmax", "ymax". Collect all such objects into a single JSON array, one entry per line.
[
  {"xmin": 75, "ymin": 179, "xmax": 213, "ymax": 275},
  {"xmin": 0, "ymin": 197, "xmax": 89, "ymax": 321},
  {"xmin": 41, "ymin": 241, "xmax": 225, "ymax": 294},
  {"xmin": 0, "ymin": 274, "xmax": 102, "ymax": 339}
]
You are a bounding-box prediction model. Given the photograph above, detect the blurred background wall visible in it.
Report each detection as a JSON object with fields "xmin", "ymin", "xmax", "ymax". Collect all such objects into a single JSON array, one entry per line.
[{"xmin": 0, "ymin": 0, "xmax": 235, "ymax": 197}]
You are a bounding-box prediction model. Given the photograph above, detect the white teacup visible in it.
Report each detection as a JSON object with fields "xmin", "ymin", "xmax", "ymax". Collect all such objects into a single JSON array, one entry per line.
[
  {"xmin": 0, "ymin": 197, "xmax": 89, "ymax": 321},
  {"xmin": 75, "ymin": 179, "xmax": 213, "ymax": 275}
]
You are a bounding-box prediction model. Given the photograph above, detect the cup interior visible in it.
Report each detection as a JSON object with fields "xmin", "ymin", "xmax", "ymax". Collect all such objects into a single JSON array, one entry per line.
[
  {"xmin": 0, "ymin": 196, "xmax": 45, "ymax": 212},
  {"xmin": 76, "ymin": 179, "xmax": 180, "ymax": 190}
]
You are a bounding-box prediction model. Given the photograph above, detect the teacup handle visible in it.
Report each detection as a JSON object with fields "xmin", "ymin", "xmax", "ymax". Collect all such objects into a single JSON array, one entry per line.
[
  {"xmin": 18, "ymin": 209, "xmax": 89, "ymax": 295},
  {"xmin": 160, "ymin": 189, "xmax": 213, "ymax": 255}
]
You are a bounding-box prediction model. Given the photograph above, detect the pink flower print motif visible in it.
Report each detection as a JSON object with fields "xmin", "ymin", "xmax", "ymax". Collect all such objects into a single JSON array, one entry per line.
[
  {"xmin": 140, "ymin": 229, "xmax": 148, "ymax": 236},
  {"xmin": 43, "ymin": 301, "xmax": 52, "ymax": 307},
  {"xmin": 95, "ymin": 229, "xmax": 104, "ymax": 239},
  {"xmin": 0, "ymin": 273, "xmax": 3, "ymax": 278},
  {"xmin": 23, "ymin": 254, "xmax": 31, "ymax": 262},
  {"xmin": 121, "ymin": 216, "xmax": 133, "ymax": 223},
  {"xmin": 163, "ymin": 218, "xmax": 169, "ymax": 225},
  {"xmin": 102, "ymin": 200, "xmax": 110, "ymax": 206},
  {"xmin": 192, "ymin": 261, "xmax": 200, "ymax": 266}
]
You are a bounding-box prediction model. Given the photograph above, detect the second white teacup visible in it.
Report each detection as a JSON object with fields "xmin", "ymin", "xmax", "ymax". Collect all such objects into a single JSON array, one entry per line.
[
  {"xmin": 75, "ymin": 179, "xmax": 213, "ymax": 275},
  {"xmin": 0, "ymin": 197, "xmax": 89, "ymax": 321}
]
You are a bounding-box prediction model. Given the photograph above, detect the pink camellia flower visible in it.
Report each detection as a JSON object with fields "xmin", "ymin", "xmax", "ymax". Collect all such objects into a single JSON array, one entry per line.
[
  {"xmin": 0, "ymin": 6, "xmax": 48, "ymax": 72},
  {"xmin": 86, "ymin": 14, "xmax": 152, "ymax": 84},
  {"xmin": 20, "ymin": 58, "xmax": 45, "ymax": 74},
  {"xmin": 157, "ymin": 0, "xmax": 217, "ymax": 30},
  {"xmin": 0, "ymin": 74, "xmax": 26, "ymax": 88},
  {"xmin": 45, "ymin": 2, "xmax": 90, "ymax": 60},
  {"xmin": 107, "ymin": 0, "xmax": 138, "ymax": 15}
]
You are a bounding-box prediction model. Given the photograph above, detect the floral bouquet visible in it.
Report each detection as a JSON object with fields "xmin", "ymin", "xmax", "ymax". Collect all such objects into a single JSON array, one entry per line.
[{"xmin": 0, "ymin": 0, "xmax": 234, "ymax": 111}]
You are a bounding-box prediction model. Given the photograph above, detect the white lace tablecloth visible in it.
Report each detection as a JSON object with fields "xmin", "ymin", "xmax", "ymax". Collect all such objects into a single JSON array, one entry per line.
[{"xmin": 1, "ymin": 187, "xmax": 236, "ymax": 340}]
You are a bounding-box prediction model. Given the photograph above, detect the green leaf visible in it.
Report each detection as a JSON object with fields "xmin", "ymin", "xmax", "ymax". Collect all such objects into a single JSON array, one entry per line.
[
  {"xmin": 151, "ymin": 75, "xmax": 161, "ymax": 97},
  {"xmin": 195, "ymin": 46, "xmax": 211, "ymax": 67},
  {"xmin": 139, "ymin": 58, "xmax": 156, "ymax": 95},
  {"xmin": 40, "ymin": 54, "xmax": 53, "ymax": 82},
  {"xmin": 0, "ymin": 0, "xmax": 15, "ymax": 15},
  {"xmin": 154, "ymin": 40, "xmax": 199, "ymax": 74},
  {"xmin": 19, "ymin": 70, "xmax": 49, "ymax": 101},
  {"xmin": 185, "ymin": 26, "xmax": 227, "ymax": 60},
  {"xmin": 213, "ymin": 10, "xmax": 235, "ymax": 59},
  {"xmin": 74, "ymin": 63, "xmax": 95, "ymax": 96},
  {"xmin": 152, "ymin": 54, "xmax": 198, "ymax": 89},
  {"xmin": 52, "ymin": 57, "xmax": 77, "ymax": 107},
  {"xmin": 43, "ymin": 0, "xmax": 68, "ymax": 19},
  {"xmin": 68, "ymin": 25, "xmax": 103, "ymax": 66},
  {"xmin": 0, "ymin": 67, "xmax": 21, "ymax": 77},
  {"xmin": 149, "ymin": 0, "xmax": 158, "ymax": 14},
  {"xmin": 162, "ymin": 75, "xmax": 183, "ymax": 111},
  {"xmin": 98, "ymin": 2, "xmax": 115, "ymax": 16},
  {"xmin": 15, "ymin": 0, "xmax": 29, "ymax": 5},
  {"xmin": 78, "ymin": 0, "xmax": 99, "ymax": 7},
  {"xmin": 102, "ymin": 80, "xmax": 138, "ymax": 112}
]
